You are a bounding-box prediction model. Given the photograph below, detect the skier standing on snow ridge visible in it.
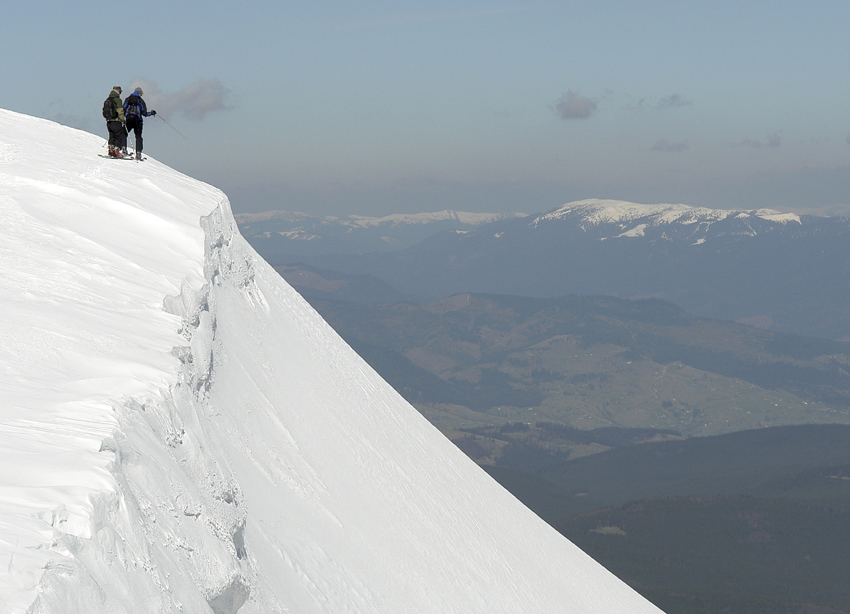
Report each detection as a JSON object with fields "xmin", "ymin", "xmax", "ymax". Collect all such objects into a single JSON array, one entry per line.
[
  {"xmin": 123, "ymin": 87, "xmax": 156, "ymax": 160},
  {"xmin": 104, "ymin": 86, "xmax": 128, "ymax": 158}
]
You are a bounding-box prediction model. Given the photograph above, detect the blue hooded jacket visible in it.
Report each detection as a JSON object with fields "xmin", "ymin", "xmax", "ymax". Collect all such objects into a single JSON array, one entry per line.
[{"xmin": 123, "ymin": 93, "xmax": 150, "ymax": 122}]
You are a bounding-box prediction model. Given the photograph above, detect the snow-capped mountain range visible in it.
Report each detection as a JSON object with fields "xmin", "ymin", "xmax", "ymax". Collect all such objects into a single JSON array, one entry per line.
[
  {"xmin": 531, "ymin": 199, "xmax": 803, "ymax": 246},
  {"xmin": 292, "ymin": 198, "xmax": 850, "ymax": 340},
  {"xmin": 0, "ymin": 109, "xmax": 662, "ymax": 613},
  {"xmin": 534, "ymin": 198, "xmax": 801, "ymax": 238}
]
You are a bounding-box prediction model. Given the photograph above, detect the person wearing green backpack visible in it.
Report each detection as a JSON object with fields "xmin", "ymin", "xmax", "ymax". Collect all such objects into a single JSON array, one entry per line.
[{"xmin": 103, "ymin": 85, "xmax": 128, "ymax": 158}]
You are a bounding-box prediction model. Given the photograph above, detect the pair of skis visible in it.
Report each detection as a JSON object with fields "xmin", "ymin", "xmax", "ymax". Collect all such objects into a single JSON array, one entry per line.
[{"xmin": 98, "ymin": 153, "xmax": 146, "ymax": 161}]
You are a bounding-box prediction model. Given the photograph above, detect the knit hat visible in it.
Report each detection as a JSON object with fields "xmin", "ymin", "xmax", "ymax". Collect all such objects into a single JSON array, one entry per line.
[{"xmin": 134, "ymin": 87, "xmax": 143, "ymax": 95}]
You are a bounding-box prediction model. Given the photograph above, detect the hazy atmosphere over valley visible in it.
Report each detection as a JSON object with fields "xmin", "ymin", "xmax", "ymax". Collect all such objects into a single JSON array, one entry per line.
[{"xmin": 4, "ymin": 0, "xmax": 850, "ymax": 217}]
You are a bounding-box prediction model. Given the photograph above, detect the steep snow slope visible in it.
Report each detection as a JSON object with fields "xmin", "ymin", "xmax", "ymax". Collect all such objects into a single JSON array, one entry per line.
[{"xmin": 0, "ymin": 110, "xmax": 663, "ymax": 613}]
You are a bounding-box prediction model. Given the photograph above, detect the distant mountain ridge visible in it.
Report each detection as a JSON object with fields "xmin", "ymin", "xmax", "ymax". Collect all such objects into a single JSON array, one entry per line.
[
  {"xmin": 276, "ymin": 199, "xmax": 850, "ymax": 340},
  {"xmin": 533, "ymin": 199, "xmax": 801, "ymax": 242},
  {"xmin": 235, "ymin": 208, "xmax": 527, "ymax": 261},
  {"xmin": 236, "ymin": 209, "xmax": 525, "ymax": 227}
]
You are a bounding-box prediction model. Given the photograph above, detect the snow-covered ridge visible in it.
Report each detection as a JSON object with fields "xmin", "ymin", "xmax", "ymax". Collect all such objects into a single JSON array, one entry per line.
[
  {"xmin": 535, "ymin": 198, "xmax": 802, "ymax": 227},
  {"xmin": 0, "ymin": 109, "xmax": 219, "ymax": 612},
  {"xmin": 346, "ymin": 209, "xmax": 528, "ymax": 227},
  {"xmin": 0, "ymin": 110, "xmax": 662, "ymax": 613},
  {"xmin": 236, "ymin": 209, "xmax": 526, "ymax": 227},
  {"xmin": 261, "ymin": 228, "xmax": 321, "ymax": 241}
]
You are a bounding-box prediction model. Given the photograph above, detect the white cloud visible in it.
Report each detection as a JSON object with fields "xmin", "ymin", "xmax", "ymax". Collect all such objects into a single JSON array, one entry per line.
[
  {"xmin": 553, "ymin": 90, "xmax": 597, "ymax": 119},
  {"xmin": 129, "ymin": 78, "xmax": 234, "ymax": 121}
]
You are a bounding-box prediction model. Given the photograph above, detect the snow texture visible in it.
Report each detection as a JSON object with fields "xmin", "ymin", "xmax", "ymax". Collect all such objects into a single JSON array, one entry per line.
[
  {"xmin": 535, "ymin": 198, "xmax": 801, "ymax": 230},
  {"xmin": 0, "ymin": 109, "xmax": 664, "ymax": 613}
]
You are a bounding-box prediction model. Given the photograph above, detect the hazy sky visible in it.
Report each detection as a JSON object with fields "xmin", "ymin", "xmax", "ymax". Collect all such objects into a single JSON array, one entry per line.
[{"xmin": 3, "ymin": 0, "xmax": 850, "ymax": 216}]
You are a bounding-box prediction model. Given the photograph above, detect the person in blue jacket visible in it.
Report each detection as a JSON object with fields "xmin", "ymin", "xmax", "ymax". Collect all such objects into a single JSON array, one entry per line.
[{"xmin": 123, "ymin": 88, "xmax": 156, "ymax": 160}]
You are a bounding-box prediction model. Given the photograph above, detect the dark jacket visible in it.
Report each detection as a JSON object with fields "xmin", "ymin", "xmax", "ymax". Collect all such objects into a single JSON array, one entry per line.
[
  {"xmin": 123, "ymin": 93, "xmax": 150, "ymax": 122},
  {"xmin": 108, "ymin": 89, "xmax": 125, "ymax": 122}
]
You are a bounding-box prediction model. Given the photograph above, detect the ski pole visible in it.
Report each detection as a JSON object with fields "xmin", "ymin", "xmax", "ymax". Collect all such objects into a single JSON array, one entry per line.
[{"xmin": 156, "ymin": 114, "xmax": 188, "ymax": 140}]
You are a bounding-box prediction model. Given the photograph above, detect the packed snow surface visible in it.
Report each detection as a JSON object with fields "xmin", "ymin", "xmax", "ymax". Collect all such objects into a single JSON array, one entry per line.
[{"xmin": 0, "ymin": 110, "xmax": 663, "ymax": 613}]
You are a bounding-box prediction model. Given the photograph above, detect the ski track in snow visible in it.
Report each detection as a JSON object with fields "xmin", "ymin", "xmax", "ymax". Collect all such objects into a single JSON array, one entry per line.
[{"xmin": 0, "ymin": 109, "xmax": 664, "ymax": 613}]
